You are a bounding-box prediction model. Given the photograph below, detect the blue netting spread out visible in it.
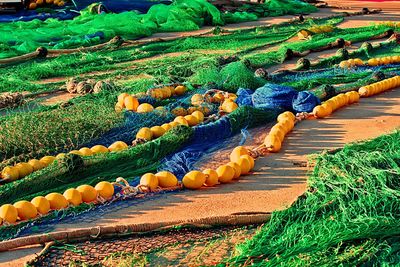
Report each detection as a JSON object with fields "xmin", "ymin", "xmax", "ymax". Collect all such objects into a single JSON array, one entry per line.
[
  {"xmin": 252, "ymin": 83, "xmax": 298, "ymax": 112},
  {"xmin": 160, "ymin": 116, "xmax": 232, "ymax": 178},
  {"xmin": 292, "ymin": 91, "xmax": 321, "ymax": 113},
  {"xmin": 236, "ymin": 88, "xmax": 254, "ymax": 106},
  {"xmin": 82, "ymin": 111, "xmax": 174, "ymax": 148}
]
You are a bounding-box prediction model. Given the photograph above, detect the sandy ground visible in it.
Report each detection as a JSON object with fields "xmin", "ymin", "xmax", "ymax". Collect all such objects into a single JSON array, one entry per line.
[{"xmin": 2, "ymin": 2, "xmax": 400, "ymax": 266}]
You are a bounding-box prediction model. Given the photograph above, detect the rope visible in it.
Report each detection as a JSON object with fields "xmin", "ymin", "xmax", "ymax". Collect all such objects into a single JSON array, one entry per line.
[{"xmin": 0, "ymin": 213, "xmax": 270, "ymax": 252}]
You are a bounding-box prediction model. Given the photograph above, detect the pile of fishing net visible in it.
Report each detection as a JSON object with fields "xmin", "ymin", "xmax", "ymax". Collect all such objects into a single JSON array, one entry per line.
[{"xmin": 227, "ymin": 131, "xmax": 400, "ymax": 266}]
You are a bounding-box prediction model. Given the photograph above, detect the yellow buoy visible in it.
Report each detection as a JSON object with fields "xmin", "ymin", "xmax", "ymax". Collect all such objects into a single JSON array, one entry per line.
[
  {"xmin": 221, "ymin": 100, "xmax": 238, "ymax": 113},
  {"xmin": 45, "ymin": 193, "xmax": 69, "ymax": 210},
  {"xmin": 13, "ymin": 200, "xmax": 37, "ymax": 220},
  {"xmin": 313, "ymin": 105, "xmax": 329, "ymax": 118},
  {"xmin": 277, "ymin": 111, "xmax": 295, "ymax": 122},
  {"xmin": 174, "ymin": 85, "xmax": 187, "ymax": 96},
  {"xmin": 95, "ymin": 181, "xmax": 115, "ymax": 200},
  {"xmin": 124, "ymin": 95, "xmax": 139, "ymax": 111},
  {"xmin": 358, "ymin": 86, "xmax": 369, "ymax": 97},
  {"xmin": 1, "ymin": 166, "xmax": 19, "ymax": 181},
  {"xmin": 171, "ymin": 107, "xmax": 188, "ymax": 116},
  {"xmin": 321, "ymin": 103, "xmax": 333, "ymax": 115},
  {"xmin": 0, "ymin": 204, "xmax": 18, "ymax": 223},
  {"xmin": 264, "ymin": 134, "xmax": 282, "ymax": 153},
  {"xmin": 15, "ymin": 163, "xmax": 33, "ymax": 178},
  {"xmin": 79, "ymin": 147, "xmax": 94, "ymax": 156},
  {"xmin": 137, "ymin": 103, "xmax": 154, "ymax": 113},
  {"xmin": 241, "ymin": 155, "xmax": 255, "ymax": 170},
  {"xmin": 203, "ymin": 169, "xmax": 219, "ymax": 186},
  {"xmin": 90, "ymin": 145, "xmax": 109, "ymax": 154},
  {"xmin": 28, "ymin": 159, "xmax": 45, "ymax": 171},
  {"xmin": 39, "ymin": 156, "xmax": 56, "ymax": 167},
  {"xmin": 150, "ymin": 126, "xmax": 166, "ymax": 138},
  {"xmin": 169, "ymin": 121, "xmax": 180, "ymax": 128},
  {"xmin": 213, "ymin": 92, "xmax": 225, "ymax": 103},
  {"xmin": 31, "ymin": 196, "xmax": 50, "ymax": 215},
  {"xmin": 182, "ymin": 171, "xmax": 206, "ymax": 189},
  {"xmin": 77, "ymin": 185, "xmax": 98, "ymax": 203},
  {"xmin": 108, "ymin": 141, "xmax": 128, "ymax": 152},
  {"xmin": 161, "ymin": 123, "xmax": 172, "ymax": 132},
  {"xmin": 63, "ymin": 188, "xmax": 83, "ymax": 206},
  {"xmin": 191, "ymin": 111, "xmax": 204, "ymax": 123},
  {"xmin": 280, "ymin": 118, "xmax": 295, "ymax": 134},
  {"xmin": 155, "ymin": 171, "xmax": 178, "ymax": 188},
  {"xmin": 235, "ymin": 156, "xmax": 251, "ymax": 175},
  {"xmin": 227, "ymin": 162, "xmax": 241, "ymax": 179},
  {"xmin": 269, "ymin": 125, "xmax": 286, "ymax": 142},
  {"xmin": 191, "ymin": 94, "xmax": 204, "ymax": 106},
  {"xmin": 136, "ymin": 127, "xmax": 153, "ymax": 141},
  {"xmin": 184, "ymin": 115, "xmax": 199, "ymax": 126},
  {"xmin": 174, "ymin": 116, "xmax": 189, "ymax": 126},
  {"xmin": 140, "ymin": 173, "xmax": 159, "ymax": 191},
  {"xmin": 229, "ymin": 146, "xmax": 249, "ymax": 163},
  {"xmin": 117, "ymin": 93, "xmax": 129, "ymax": 107},
  {"xmin": 216, "ymin": 165, "xmax": 235, "ymax": 183}
]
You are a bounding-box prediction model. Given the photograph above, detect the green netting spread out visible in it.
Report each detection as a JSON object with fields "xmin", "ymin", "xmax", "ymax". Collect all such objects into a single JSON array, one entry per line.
[
  {"xmin": 226, "ymin": 131, "xmax": 400, "ymax": 266},
  {"xmin": 0, "ymin": 0, "xmax": 318, "ymax": 59},
  {"xmin": 0, "ymin": 125, "xmax": 193, "ymax": 205}
]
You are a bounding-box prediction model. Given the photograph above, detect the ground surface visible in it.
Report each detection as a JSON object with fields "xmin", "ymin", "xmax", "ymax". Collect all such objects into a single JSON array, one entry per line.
[{"xmin": 1, "ymin": 1, "xmax": 400, "ymax": 266}]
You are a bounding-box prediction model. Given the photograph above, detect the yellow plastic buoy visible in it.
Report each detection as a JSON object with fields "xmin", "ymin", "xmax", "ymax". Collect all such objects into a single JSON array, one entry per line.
[
  {"xmin": 45, "ymin": 193, "xmax": 69, "ymax": 210},
  {"xmin": 13, "ymin": 201, "xmax": 37, "ymax": 220},
  {"xmin": 313, "ymin": 105, "xmax": 329, "ymax": 118},
  {"xmin": 63, "ymin": 188, "xmax": 83, "ymax": 206},
  {"xmin": 108, "ymin": 141, "xmax": 128, "ymax": 152},
  {"xmin": 269, "ymin": 125, "xmax": 286, "ymax": 142},
  {"xmin": 0, "ymin": 204, "xmax": 18, "ymax": 223},
  {"xmin": 171, "ymin": 107, "xmax": 188, "ymax": 116},
  {"xmin": 264, "ymin": 134, "xmax": 282, "ymax": 153},
  {"xmin": 15, "ymin": 163, "xmax": 33, "ymax": 178},
  {"xmin": 174, "ymin": 116, "xmax": 189, "ymax": 126},
  {"xmin": 140, "ymin": 173, "xmax": 159, "ymax": 191},
  {"xmin": 277, "ymin": 111, "xmax": 295, "ymax": 122},
  {"xmin": 155, "ymin": 171, "xmax": 178, "ymax": 188},
  {"xmin": 77, "ymin": 185, "xmax": 98, "ymax": 203},
  {"xmin": 216, "ymin": 165, "xmax": 235, "ymax": 183},
  {"xmin": 136, "ymin": 127, "xmax": 153, "ymax": 141},
  {"xmin": 95, "ymin": 181, "xmax": 115, "ymax": 200},
  {"xmin": 235, "ymin": 156, "xmax": 251, "ymax": 175},
  {"xmin": 227, "ymin": 162, "xmax": 241, "ymax": 179},
  {"xmin": 174, "ymin": 85, "xmax": 187, "ymax": 96},
  {"xmin": 203, "ymin": 169, "xmax": 219, "ymax": 186},
  {"xmin": 221, "ymin": 100, "xmax": 238, "ymax": 113},
  {"xmin": 39, "ymin": 156, "xmax": 56, "ymax": 167},
  {"xmin": 124, "ymin": 95, "xmax": 139, "ymax": 111},
  {"xmin": 31, "ymin": 196, "xmax": 50, "ymax": 215},
  {"xmin": 213, "ymin": 92, "xmax": 225, "ymax": 103},
  {"xmin": 150, "ymin": 126, "xmax": 166, "ymax": 138},
  {"xmin": 1, "ymin": 166, "xmax": 19, "ymax": 181},
  {"xmin": 230, "ymin": 146, "xmax": 249, "ymax": 163},
  {"xmin": 191, "ymin": 111, "xmax": 204, "ymax": 123},
  {"xmin": 90, "ymin": 145, "xmax": 109, "ymax": 154},
  {"xmin": 136, "ymin": 103, "xmax": 154, "ymax": 113},
  {"xmin": 241, "ymin": 155, "xmax": 255, "ymax": 170},
  {"xmin": 28, "ymin": 159, "xmax": 45, "ymax": 171},
  {"xmin": 182, "ymin": 171, "xmax": 206, "ymax": 189},
  {"xmin": 117, "ymin": 93, "xmax": 129, "ymax": 107},
  {"xmin": 367, "ymin": 58, "xmax": 379, "ymax": 66},
  {"xmin": 169, "ymin": 121, "xmax": 180, "ymax": 128},
  {"xmin": 358, "ymin": 86, "xmax": 369, "ymax": 97},
  {"xmin": 79, "ymin": 147, "xmax": 94, "ymax": 156},
  {"xmin": 161, "ymin": 123, "xmax": 172, "ymax": 132},
  {"xmin": 280, "ymin": 119, "xmax": 295, "ymax": 134},
  {"xmin": 184, "ymin": 115, "xmax": 199, "ymax": 126},
  {"xmin": 191, "ymin": 94, "xmax": 204, "ymax": 106}
]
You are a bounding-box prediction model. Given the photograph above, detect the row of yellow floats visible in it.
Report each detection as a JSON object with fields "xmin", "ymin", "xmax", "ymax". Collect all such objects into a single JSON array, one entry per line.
[
  {"xmin": 115, "ymin": 85, "xmax": 187, "ymax": 112},
  {"xmin": 339, "ymin": 56, "xmax": 400, "ymax": 69},
  {"xmin": 2, "ymin": 75, "xmax": 399, "ymax": 225},
  {"xmin": 0, "ymin": 181, "xmax": 114, "ymax": 224}
]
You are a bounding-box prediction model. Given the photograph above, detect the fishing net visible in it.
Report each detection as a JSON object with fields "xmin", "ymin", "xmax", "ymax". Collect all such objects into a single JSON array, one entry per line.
[
  {"xmin": 226, "ymin": 131, "xmax": 400, "ymax": 266},
  {"xmin": 0, "ymin": 125, "xmax": 193, "ymax": 205}
]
